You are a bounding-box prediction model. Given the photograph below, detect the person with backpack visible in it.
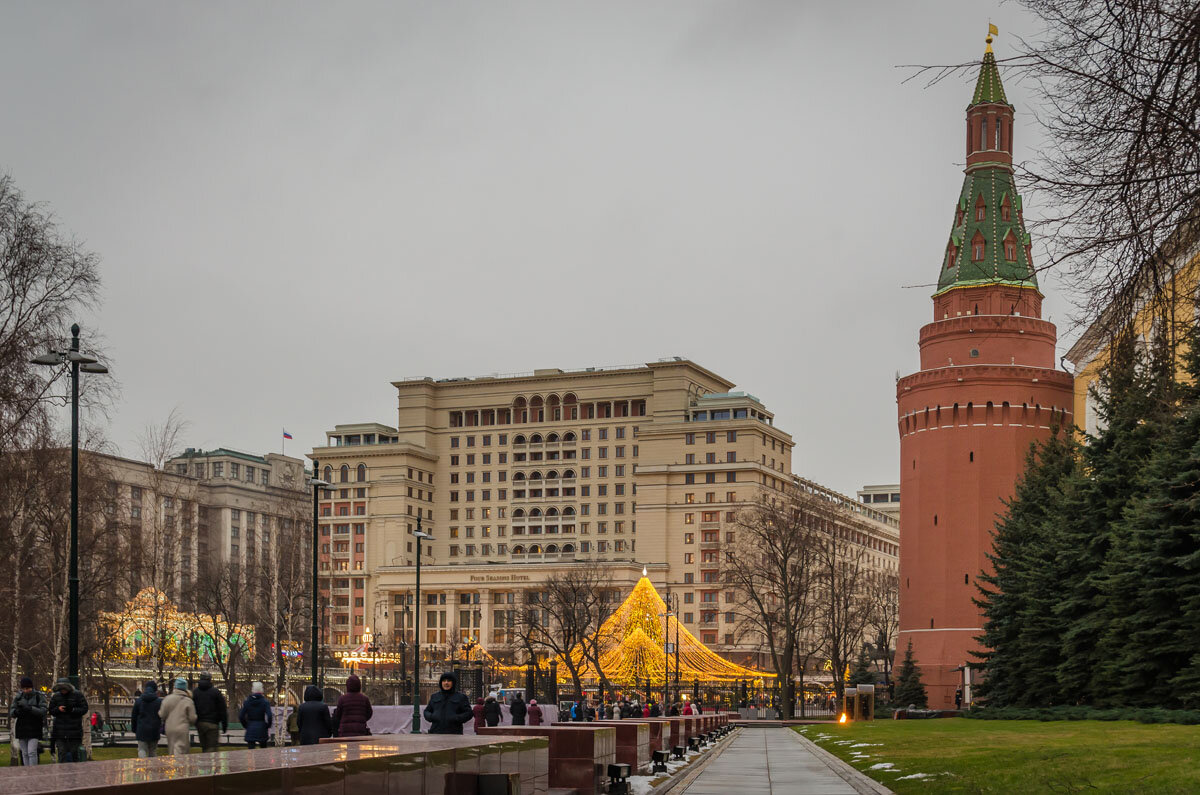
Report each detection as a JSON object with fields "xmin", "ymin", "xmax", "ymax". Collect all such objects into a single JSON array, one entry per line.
[
  {"xmin": 423, "ymin": 672, "xmax": 473, "ymax": 735},
  {"xmin": 192, "ymin": 672, "xmax": 228, "ymax": 752},
  {"xmin": 239, "ymin": 682, "xmax": 273, "ymax": 749},
  {"xmin": 130, "ymin": 681, "xmax": 162, "ymax": 758},
  {"xmin": 10, "ymin": 677, "xmax": 47, "ymax": 766},
  {"xmin": 159, "ymin": 678, "xmax": 197, "ymax": 757},
  {"xmin": 48, "ymin": 679, "xmax": 88, "ymax": 763},
  {"xmin": 296, "ymin": 685, "xmax": 333, "ymax": 745}
]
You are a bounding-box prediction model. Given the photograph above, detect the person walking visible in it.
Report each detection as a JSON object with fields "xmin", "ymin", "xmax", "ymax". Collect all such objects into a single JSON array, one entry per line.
[
  {"xmin": 159, "ymin": 678, "xmax": 197, "ymax": 757},
  {"xmin": 526, "ymin": 699, "xmax": 543, "ymax": 726},
  {"xmin": 954, "ymin": 688, "xmax": 963, "ymax": 710},
  {"xmin": 509, "ymin": 692, "xmax": 527, "ymax": 726},
  {"xmin": 472, "ymin": 697, "xmax": 486, "ymax": 731},
  {"xmin": 423, "ymin": 672, "xmax": 473, "ymax": 735},
  {"xmin": 239, "ymin": 682, "xmax": 273, "ymax": 749},
  {"xmin": 483, "ymin": 694, "xmax": 501, "ymax": 727},
  {"xmin": 130, "ymin": 681, "xmax": 162, "ymax": 758},
  {"xmin": 668, "ymin": 702, "xmax": 679, "ymax": 717},
  {"xmin": 650, "ymin": 701, "xmax": 661, "ymax": 718},
  {"xmin": 10, "ymin": 677, "xmax": 47, "ymax": 766},
  {"xmin": 192, "ymin": 673, "xmax": 227, "ymax": 753},
  {"xmin": 332, "ymin": 675, "xmax": 373, "ymax": 737},
  {"xmin": 48, "ymin": 678, "xmax": 88, "ymax": 763},
  {"xmin": 296, "ymin": 685, "xmax": 333, "ymax": 745},
  {"xmin": 682, "ymin": 701, "xmax": 693, "ymax": 716}
]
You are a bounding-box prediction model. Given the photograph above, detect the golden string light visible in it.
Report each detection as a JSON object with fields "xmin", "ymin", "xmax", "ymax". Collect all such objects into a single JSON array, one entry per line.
[{"xmin": 558, "ymin": 576, "xmax": 774, "ymax": 685}]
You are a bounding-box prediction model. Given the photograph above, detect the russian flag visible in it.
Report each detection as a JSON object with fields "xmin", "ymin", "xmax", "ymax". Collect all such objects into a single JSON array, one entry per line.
[{"xmin": 282, "ymin": 429, "xmax": 293, "ymax": 440}]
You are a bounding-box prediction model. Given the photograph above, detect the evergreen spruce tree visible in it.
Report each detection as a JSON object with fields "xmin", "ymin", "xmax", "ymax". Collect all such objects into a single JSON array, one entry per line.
[
  {"xmin": 1054, "ymin": 330, "xmax": 1172, "ymax": 704},
  {"xmin": 848, "ymin": 650, "xmax": 875, "ymax": 686},
  {"xmin": 1092, "ymin": 326, "xmax": 1200, "ymax": 706},
  {"xmin": 975, "ymin": 426, "xmax": 1080, "ymax": 706},
  {"xmin": 893, "ymin": 640, "xmax": 928, "ymax": 708}
]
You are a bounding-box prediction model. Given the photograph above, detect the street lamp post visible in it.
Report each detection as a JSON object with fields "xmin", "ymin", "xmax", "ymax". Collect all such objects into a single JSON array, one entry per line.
[
  {"xmin": 31, "ymin": 323, "xmax": 108, "ymax": 688},
  {"xmin": 412, "ymin": 516, "xmax": 433, "ymax": 733},
  {"xmin": 309, "ymin": 465, "xmax": 330, "ymax": 686}
]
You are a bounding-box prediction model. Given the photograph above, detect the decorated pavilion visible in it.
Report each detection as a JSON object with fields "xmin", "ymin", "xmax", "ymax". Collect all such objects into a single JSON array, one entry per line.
[{"xmin": 561, "ymin": 572, "xmax": 772, "ymax": 686}]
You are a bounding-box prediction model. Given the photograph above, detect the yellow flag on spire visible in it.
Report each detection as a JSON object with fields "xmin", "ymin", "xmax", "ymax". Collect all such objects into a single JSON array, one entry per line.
[{"xmin": 989, "ymin": 23, "xmax": 999, "ymax": 36}]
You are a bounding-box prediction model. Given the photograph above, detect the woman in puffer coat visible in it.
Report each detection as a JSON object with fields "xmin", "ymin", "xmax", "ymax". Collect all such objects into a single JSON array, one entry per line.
[
  {"xmin": 239, "ymin": 682, "xmax": 273, "ymax": 749},
  {"xmin": 332, "ymin": 675, "xmax": 373, "ymax": 737}
]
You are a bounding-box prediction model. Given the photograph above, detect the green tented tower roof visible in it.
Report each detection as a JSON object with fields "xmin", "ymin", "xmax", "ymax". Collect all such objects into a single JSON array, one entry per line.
[{"xmin": 971, "ymin": 49, "xmax": 1009, "ymax": 106}]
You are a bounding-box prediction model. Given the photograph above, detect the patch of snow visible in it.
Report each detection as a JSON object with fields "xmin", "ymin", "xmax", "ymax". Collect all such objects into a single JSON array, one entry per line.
[
  {"xmin": 851, "ymin": 743, "xmax": 882, "ymax": 747},
  {"xmin": 896, "ymin": 772, "xmax": 951, "ymax": 780},
  {"xmin": 868, "ymin": 762, "xmax": 895, "ymax": 770},
  {"xmin": 629, "ymin": 775, "xmax": 658, "ymax": 795}
]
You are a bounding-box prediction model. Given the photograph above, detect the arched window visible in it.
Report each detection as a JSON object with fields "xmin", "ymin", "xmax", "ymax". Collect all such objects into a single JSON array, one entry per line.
[
  {"xmin": 980, "ymin": 117, "xmax": 988, "ymax": 150},
  {"xmin": 513, "ymin": 508, "xmax": 526, "ymax": 518},
  {"xmin": 1000, "ymin": 196, "xmax": 1012, "ymax": 222},
  {"xmin": 947, "ymin": 245, "xmax": 957, "ymax": 269},
  {"xmin": 546, "ymin": 432, "xmax": 559, "ymax": 443},
  {"xmin": 512, "ymin": 545, "xmax": 525, "ymax": 555},
  {"xmin": 340, "ymin": 464, "xmax": 349, "ymax": 483},
  {"xmin": 356, "ymin": 464, "xmax": 366, "ymax": 482},
  {"xmin": 323, "ymin": 466, "xmax": 332, "ymax": 483},
  {"xmin": 530, "ymin": 433, "xmax": 543, "ymax": 444},
  {"xmin": 529, "ymin": 544, "xmax": 542, "ymax": 554},
  {"xmin": 545, "ymin": 544, "xmax": 559, "ymax": 554},
  {"xmin": 562, "ymin": 543, "xmax": 575, "ymax": 554},
  {"xmin": 529, "ymin": 471, "xmax": 542, "ymax": 481},
  {"xmin": 546, "ymin": 507, "xmax": 559, "ymax": 517},
  {"xmin": 530, "ymin": 508, "xmax": 542, "ymax": 518},
  {"xmin": 562, "ymin": 507, "xmax": 576, "ymax": 517},
  {"xmin": 562, "ymin": 469, "xmax": 576, "ymax": 479},
  {"xmin": 1004, "ymin": 235, "xmax": 1017, "ymax": 261},
  {"xmin": 563, "ymin": 432, "xmax": 576, "ymax": 442},
  {"xmin": 513, "ymin": 434, "xmax": 527, "ymax": 445},
  {"xmin": 546, "ymin": 470, "xmax": 559, "ymax": 480},
  {"xmin": 513, "ymin": 471, "xmax": 526, "ymax": 481},
  {"xmin": 972, "ymin": 233, "xmax": 985, "ymax": 261},
  {"xmin": 975, "ymin": 196, "xmax": 986, "ymax": 222}
]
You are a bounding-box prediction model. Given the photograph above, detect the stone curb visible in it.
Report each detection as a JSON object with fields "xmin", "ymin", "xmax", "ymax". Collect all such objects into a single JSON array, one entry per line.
[
  {"xmin": 649, "ymin": 726, "xmax": 742, "ymax": 794},
  {"xmin": 788, "ymin": 730, "xmax": 895, "ymax": 795}
]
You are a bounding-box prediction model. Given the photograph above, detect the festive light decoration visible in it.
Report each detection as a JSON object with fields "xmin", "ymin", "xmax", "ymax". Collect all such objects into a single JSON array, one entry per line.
[
  {"xmin": 560, "ymin": 575, "xmax": 774, "ymax": 685},
  {"xmin": 99, "ymin": 588, "xmax": 255, "ymax": 662}
]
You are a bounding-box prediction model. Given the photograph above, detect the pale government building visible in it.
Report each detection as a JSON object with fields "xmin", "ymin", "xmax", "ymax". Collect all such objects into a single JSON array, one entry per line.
[{"xmin": 311, "ymin": 359, "xmax": 898, "ymax": 668}]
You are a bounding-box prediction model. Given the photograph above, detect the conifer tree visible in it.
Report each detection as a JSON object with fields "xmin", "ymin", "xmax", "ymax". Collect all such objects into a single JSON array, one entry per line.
[
  {"xmin": 1054, "ymin": 330, "xmax": 1173, "ymax": 703},
  {"xmin": 848, "ymin": 650, "xmax": 875, "ymax": 686},
  {"xmin": 893, "ymin": 640, "xmax": 927, "ymax": 708},
  {"xmin": 1092, "ymin": 326, "xmax": 1200, "ymax": 706},
  {"xmin": 975, "ymin": 425, "xmax": 1080, "ymax": 706}
]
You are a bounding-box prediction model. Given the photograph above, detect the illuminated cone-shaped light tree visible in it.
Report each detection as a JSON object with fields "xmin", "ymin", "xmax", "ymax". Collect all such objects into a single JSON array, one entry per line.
[{"xmin": 561, "ymin": 575, "xmax": 773, "ymax": 686}]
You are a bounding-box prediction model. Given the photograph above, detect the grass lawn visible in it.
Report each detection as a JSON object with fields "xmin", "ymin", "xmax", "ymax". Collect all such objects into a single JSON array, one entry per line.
[{"xmin": 795, "ymin": 718, "xmax": 1200, "ymax": 793}]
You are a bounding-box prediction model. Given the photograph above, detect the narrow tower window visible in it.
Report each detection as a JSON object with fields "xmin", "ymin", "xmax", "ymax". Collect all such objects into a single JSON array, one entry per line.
[
  {"xmin": 1000, "ymin": 196, "xmax": 1012, "ymax": 221},
  {"xmin": 980, "ymin": 117, "xmax": 988, "ymax": 150},
  {"xmin": 1004, "ymin": 237, "xmax": 1017, "ymax": 261},
  {"xmin": 975, "ymin": 196, "xmax": 986, "ymax": 222},
  {"xmin": 972, "ymin": 238, "xmax": 985, "ymax": 261}
]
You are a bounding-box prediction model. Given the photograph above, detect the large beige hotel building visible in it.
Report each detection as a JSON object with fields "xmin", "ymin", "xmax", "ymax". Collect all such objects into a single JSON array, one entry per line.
[{"xmin": 311, "ymin": 359, "xmax": 898, "ymax": 666}]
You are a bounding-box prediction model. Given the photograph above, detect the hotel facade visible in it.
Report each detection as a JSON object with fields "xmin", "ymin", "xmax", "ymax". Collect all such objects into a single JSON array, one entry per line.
[{"xmin": 311, "ymin": 359, "xmax": 898, "ymax": 668}]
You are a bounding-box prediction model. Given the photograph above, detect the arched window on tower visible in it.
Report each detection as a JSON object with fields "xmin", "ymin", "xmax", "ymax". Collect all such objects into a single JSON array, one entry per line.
[
  {"xmin": 1004, "ymin": 233, "xmax": 1017, "ymax": 261},
  {"xmin": 972, "ymin": 232, "xmax": 986, "ymax": 261},
  {"xmin": 1000, "ymin": 196, "xmax": 1012, "ymax": 221},
  {"xmin": 975, "ymin": 196, "xmax": 986, "ymax": 222},
  {"xmin": 946, "ymin": 245, "xmax": 957, "ymax": 269},
  {"xmin": 980, "ymin": 117, "xmax": 988, "ymax": 150}
]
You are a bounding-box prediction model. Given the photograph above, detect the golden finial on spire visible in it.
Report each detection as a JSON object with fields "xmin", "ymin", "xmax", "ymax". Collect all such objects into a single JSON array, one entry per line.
[{"xmin": 986, "ymin": 22, "xmax": 999, "ymax": 52}]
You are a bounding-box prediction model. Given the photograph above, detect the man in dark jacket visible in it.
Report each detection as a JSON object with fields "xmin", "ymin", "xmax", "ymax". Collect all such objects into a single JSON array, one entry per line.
[
  {"xmin": 333, "ymin": 674, "xmax": 373, "ymax": 737},
  {"xmin": 192, "ymin": 673, "xmax": 228, "ymax": 752},
  {"xmin": 424, "ymin": 672, "xmax": 473, "ymax": 735},
  {"xmin": 48, "ymin": 678, "xmax": 88, "ymax": 763},
  {"xmin": 130, "ymin": 681, "xmax": 162, "ymax": 758},
  {"xmin": 509, "ymin": 693, "xmax": 527, "ymax": 726},
  {"xmin": 483, "ymin": 694, "xmax": 501, "ymax": 727},
  {"xmin": 297, "ymin": 685, "xmax": 333, "ymax": 745},
  {"xmin": 239, "ymin": 682, "xmax": 273, "ymax": 748},
  {"xmin": 10, "ymin": 677, "xmax": 47, "ymax": 766}
]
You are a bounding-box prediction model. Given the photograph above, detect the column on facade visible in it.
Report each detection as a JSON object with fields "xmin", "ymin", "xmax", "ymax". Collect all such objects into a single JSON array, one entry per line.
[{"xmin": 479, "ymin": 588, "xmax": 491, "ymax": 647}]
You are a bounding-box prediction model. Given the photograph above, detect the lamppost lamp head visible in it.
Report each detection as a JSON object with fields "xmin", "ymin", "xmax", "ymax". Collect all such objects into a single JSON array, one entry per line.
[
  {"xmin": 310, "ymin": 478, "xmax": 330, "ymax": 487},
  {"xmin": 414, "ymin": 531, "xmax": 433, "ymax": 540},
  {"xmin": 30, "ymin": 353, "xmax": 64, "ymax": 366},
  {"xmin": 80, "ymin": 363, "xmax": 108, "ymax": 374}
]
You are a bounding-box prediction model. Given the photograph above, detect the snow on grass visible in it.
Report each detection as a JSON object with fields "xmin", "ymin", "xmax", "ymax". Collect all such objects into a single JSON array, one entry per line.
[
  {"xmin": 868, "ymin": 762, "xmax": 896, "ymax": 770},
  {"xmin": 896, "ymin": 772, "xmax": 951, "ymax": 780},
  {"xmin": 851, "ymin": 743, "xmax": 883, "ymax": 747}
]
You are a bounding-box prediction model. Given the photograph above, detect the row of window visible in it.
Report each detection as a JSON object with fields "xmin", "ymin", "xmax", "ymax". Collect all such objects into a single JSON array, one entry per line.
[
  {"xmin": 448, "ymin": 398, "xmax": 648, "ymax": 427},
  {"xmin": 322, "ymin": 464, "xmax": 368, "ymax": 484},
  {"xmin": 683, "ymin": 472, "xmax": 738, "ymax": 485}
]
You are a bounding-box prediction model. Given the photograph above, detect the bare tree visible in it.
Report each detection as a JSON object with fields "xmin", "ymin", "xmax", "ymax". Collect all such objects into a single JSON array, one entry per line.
[
  {"xmin": 512, "ymin": 567, "xmax": 611, "ymax": 702},
  {"xmin": 193, "ymin": 560, "xmax": 254, "ymax": 706},
  {"xmin": 815, "ymin": 525, "xmax": 872, "ymax": 701},
  {"xmin": 865, "ymin": 572, "xmax": 900, "ymax": 686},
  {"xmin": 724, "ymin": 490, "xmax": 821, "ymax": 719}
]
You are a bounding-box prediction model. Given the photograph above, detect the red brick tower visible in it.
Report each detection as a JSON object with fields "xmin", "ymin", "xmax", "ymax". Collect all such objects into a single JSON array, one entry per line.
[{"xmin": 896, "ymin": 35, "xmax": 1074, "ymax": 708}]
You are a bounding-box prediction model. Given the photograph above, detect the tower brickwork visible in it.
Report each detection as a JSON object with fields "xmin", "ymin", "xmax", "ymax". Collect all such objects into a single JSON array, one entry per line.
[{"xmin": 896, "ymin": 37, "xmax": 1074, "ymax": 707}]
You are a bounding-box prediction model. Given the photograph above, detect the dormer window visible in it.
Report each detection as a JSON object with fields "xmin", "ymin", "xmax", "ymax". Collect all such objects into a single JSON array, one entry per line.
[
  {"xmin": 972, "ymin": 232, "xmax": 986, "ymax": 261},
  {"xmin": 1004, "ymin": 236, "xmax": 1017, "ymax": 261},
  {"xmin": 975, "ymin": 196, "xmax": 986, "ymax": 222},
  {"xmin": 1000, "ymin": 196, "xmax": 1012, "ymax": 221},
  {"xmin": 947, "ymin": 245, "xmax": 958, "ymax": 269}
]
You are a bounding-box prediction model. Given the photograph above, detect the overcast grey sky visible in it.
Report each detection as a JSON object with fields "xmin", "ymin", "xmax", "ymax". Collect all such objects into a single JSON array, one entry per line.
[{"xmin": 1, "ymin": 1, "xmax": 1062, "ymax": 497}]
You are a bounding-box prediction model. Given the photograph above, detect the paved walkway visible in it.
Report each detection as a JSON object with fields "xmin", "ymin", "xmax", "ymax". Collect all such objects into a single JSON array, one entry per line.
[{"xmin": 683, "ymin": 726, "xmax": 859, "ymax": 795}]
